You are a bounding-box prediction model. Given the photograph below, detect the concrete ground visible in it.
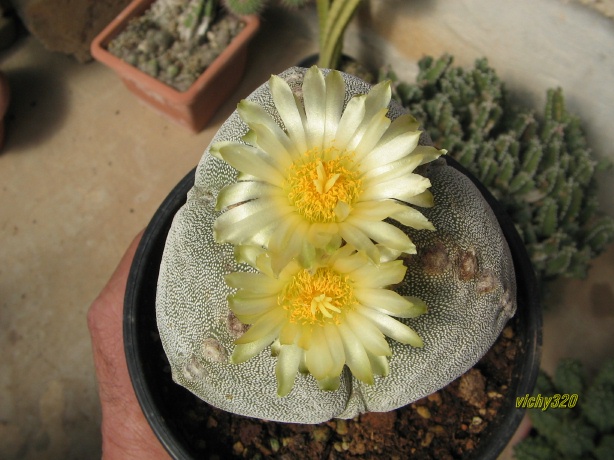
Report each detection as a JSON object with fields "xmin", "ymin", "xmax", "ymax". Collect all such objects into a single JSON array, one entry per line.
[{"xmin": 1, "ymin": 1, "xmax": 613, "ymax": 458}]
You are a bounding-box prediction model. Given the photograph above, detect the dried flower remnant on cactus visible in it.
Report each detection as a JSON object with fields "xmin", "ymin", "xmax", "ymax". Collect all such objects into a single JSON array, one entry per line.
[
  {"xmin": 212, "ymin": 66, "xmax": 445, "ymax": 272},
  {"xmin": 226, "ymin": 244, "xmax": 427, "ymax": 396}
]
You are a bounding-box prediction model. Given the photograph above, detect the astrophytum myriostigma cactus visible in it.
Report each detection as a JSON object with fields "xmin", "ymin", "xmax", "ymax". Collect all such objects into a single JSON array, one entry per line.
[{"xmin": 156, "ymin": 67, "xmax": 517, "ymax": 424}]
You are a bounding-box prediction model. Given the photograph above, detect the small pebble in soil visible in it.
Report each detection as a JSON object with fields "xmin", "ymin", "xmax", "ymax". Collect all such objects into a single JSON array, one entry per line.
[{"xmin": 416, "ymin": 405, "xmax": 432, "ymax": 419}]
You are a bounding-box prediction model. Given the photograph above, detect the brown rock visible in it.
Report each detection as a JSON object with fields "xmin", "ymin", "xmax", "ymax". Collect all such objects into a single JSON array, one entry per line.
[
  {"xmin": 13, "ymin": 0, "xmax": 131, "ymax": 62},
  {"xmin": 457, "ymin": 368, "xmax": 487, "ymax": 409},
  {"xmin": 360, "ymin": 411, "xmax": 397, "ymax": 432}
]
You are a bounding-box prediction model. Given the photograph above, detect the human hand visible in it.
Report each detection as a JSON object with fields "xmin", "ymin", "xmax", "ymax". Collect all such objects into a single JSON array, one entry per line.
[{"xmin": 88, "ymin": 233, "xmax": 170, "ymax": 459}]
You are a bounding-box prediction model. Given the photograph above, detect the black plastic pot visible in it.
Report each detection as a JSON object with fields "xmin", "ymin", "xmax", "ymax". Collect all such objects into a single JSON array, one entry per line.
[{"xmin": 124, "ymin": 156, "xmax": 542, "ymax": 459}]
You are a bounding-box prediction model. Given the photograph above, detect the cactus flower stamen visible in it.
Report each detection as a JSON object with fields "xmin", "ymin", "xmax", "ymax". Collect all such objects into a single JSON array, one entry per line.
[
  {"xmin": 285, "ymin": 148, "xmax": 362, "ymax": 224},
  {"xmin": 282, "ymin": 267, "xmax": 353, "ymax": 324}
]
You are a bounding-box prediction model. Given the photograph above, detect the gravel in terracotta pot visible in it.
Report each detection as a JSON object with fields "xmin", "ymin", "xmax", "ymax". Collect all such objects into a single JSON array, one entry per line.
[{"xmin": 91, "ymin": 0, "xmax": 260, "ymax": 132}]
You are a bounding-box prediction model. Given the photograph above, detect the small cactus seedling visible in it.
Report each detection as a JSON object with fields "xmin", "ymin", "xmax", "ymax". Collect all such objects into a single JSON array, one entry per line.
[
  {"xmin": 156, "ymin": 67, "xmax": 517, "ymax": 423},
  {"xmin": 381, "ymin": 55, "xmax": 614, "ymax": 285}
]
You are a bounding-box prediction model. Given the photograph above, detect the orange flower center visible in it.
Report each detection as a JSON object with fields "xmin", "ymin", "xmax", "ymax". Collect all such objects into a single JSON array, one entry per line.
[
  {"xmin": 284, "ymin": 147, "xmax": 362, "ymax": 223},
  {"xmin": 280, "ymin": 267, "xmax": 356, "ymax": 325}
]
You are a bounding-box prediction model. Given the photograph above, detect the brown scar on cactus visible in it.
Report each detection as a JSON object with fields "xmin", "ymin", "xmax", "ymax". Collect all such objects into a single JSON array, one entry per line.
[
  {"xmin": 419, "ymin": 241, "xmax": 450, "ymax": 276},
  {"xmin": 457, "ymin": 248, "xmax": 479, "ymax": 281}
]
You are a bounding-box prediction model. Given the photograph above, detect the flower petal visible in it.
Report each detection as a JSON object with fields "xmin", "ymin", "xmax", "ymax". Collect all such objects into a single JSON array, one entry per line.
[
  {"xmin": 214, "ymin": 197, "xmax": 293, "ymax": 244},
  {"xmin": 323, "ymin": 70, "xmax": 345, "ymax": 146},
  {"xmin": 363, "ymin": 80, "xmax": 392, "ymax": 119},
  {"xmin": 356, "ymin": 305, "xmax": 424, "ymax": 347},
  {"xmin": 279, "ymin": 321, "xmax": 301, "ymax": 345},
  {"xmin": 269, "ymin": 218, "xmax": 310, "ymax": 274},
  {"xmin": 405, "ymin": 189, "xmax": 435, "ymax": 208},
  {"xmin": 355, "ymin": 288, "xmax": 426, "ymax": 318},
  {"xmin": 317, "ymin": 375, "xmax": 341, "ymax": 391},
  {"xmin": 248, "ymin": 122, "xmax": 296, "ymax": 170},
  {"xmin": 341, "ymin": 80, "xmax": 392, "ymax": 152},
  {"xmin": 347, "ymin": 219, "xmax": 416, "ymax": 254},
  {"xmin": 216, "ymin": 143, "xmax": 286, "ymax": 186},
  {"xmin": 228, "ymin": 294, "xmax": 278, "ymax": 318},
  {"xmin": 376, "ymin": 113, "xmax": 420, "ymax": 146},
  {"xmin": 323, "ymin": 323, "xmax": 346, "ymax": 376},
  {"xmin": 305, "ymin": 327, "xmax": 334, "ymax": 380},
  {"xmin": 390, "ymin": 205, "xmax": 435, "ymax": 231},
  {"xmin": 359, "ymin": 130, "xmax": 421, "ymax": 171},
  {"xmin": 345, "ymin": 311, "xmax": 391, "ymax": 357},
  {"xmin": 331, "ymin": 250, "xmax": 365, "ymax": 274},
  {"xmin": 358, "ymin": 174, "xmax": 432, "ymax": 203},
  {"xmin": 232, "ymin": 339, "xmax": 273, "ymax": 364},
  {"xmin": 352, "ymin": 108, "xmax": 391, "ymax": 162},
  {"xmin": 334, "ymin": 95, "xmax": 366, "ymax": 151},
  {"xmin": 375, "ymin": 244, "xmax": 402, "ymax": 263},
  {"xmin": 269, "ymin": 74, "xmax": 308, "ymax": 154},
  {"xmin": 225, "ymin": 272, "xmax": 284, "ymax": 294},
  {"xmin": 338, "ymin": 222, "xmax": 380, "ymax": 262},
  {"xmin": 350, "ymin": 259, "xmax": 407, "ymax": 288},
  {"xmin": 297, "ymin": 324, "xmax": 313, "ymax": 349},
  {"xmin": 233, "ymin": 245, "xmax": 266, "ymax": 269},
  {"xmin": 362, "ymin": 146, "xmax": 442, "ymax": 182},
  {"xmin": 298, "ymin": 240, "xmax": 317, "ymax": 269},
  {"xmin": 237, "ymin": 99, "xmax": 297, "ymax": 156},
  {"xmin": 351, "ymin": 200, "xmax": 403, "ymax": 221},
  {"xmin": 303, "ymin": 66, "xmax": 327, "ymax": 149},
  {"xmin": 276, "ymin": 344, "xmax": 303, "ymax": 397},
  {"xmin": 216, "ymin": 181, "xmax": 284, "ymax": 211},
  {"xmin": 368, "ymin": 353, "xmax": 389, "ymax": 377},
  {"xmin": 234, "ymin": 308, "xmax": 286, "ymax": 345},
  {"xmin": 307, "ymin": 222, "xmax": 339, "ymax": 248},
  {"xmin": 337, "ymin": 322, "xmax": 374, "ymax": 385}
]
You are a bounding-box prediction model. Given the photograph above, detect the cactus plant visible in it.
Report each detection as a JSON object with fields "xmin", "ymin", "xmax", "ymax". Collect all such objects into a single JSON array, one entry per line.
[
  {"xmin": 155, "ymin": 66, "xmax": 517, "ymax": 423},
  {"xmin": 381, "ymin": 55, "xmax": 614, "ymax": 285},
  {"xmin": 514, "ymin": 358, "xmax": 614, "ymax": 460}
]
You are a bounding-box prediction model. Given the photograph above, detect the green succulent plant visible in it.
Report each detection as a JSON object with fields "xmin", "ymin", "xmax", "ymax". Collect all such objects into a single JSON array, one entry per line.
[
  {"xmin": 316, "ymin": 0, "xmax": 362, "ymax": 69},
  {"xmin": 514, "ymin": 359, "xmax": 614, "ymax": 460},
  {"xmin": 226, "ymin": 0, "xmax": 363, "ymax": 69},
  {"xmin": 380, "ymin": 55, "xmax": 614, "ymax": 285}
]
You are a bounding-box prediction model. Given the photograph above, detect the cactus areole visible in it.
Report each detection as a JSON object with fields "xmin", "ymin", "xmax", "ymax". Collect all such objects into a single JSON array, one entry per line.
[{"xmin": 156, "ymin": 67, "xmax": 517, "ymax": 424}]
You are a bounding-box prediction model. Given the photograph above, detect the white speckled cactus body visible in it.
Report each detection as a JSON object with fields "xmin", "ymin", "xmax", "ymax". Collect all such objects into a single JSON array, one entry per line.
[{"xmin": 156, "ymin": 67, "xmax": 517, "ymax": 423}]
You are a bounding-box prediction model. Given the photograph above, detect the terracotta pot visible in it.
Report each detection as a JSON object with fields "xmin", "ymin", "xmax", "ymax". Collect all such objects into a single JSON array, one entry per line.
[
  {"xmin": 124, "ymin": 156, "xmax": 542, "ymax": 459},
  {"xmin": 90, "ymin": 0, "xmax": 260, "ymax": 133}
]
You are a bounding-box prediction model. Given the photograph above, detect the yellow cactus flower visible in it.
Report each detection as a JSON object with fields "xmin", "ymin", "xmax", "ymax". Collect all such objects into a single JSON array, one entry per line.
[
  {"xmin": 212, "ymin": 66, "xmax": 444, "ymax": 271},
  {"xmin": 226, "ymin": 244, "xmax": 427, "ymax": 396}
]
